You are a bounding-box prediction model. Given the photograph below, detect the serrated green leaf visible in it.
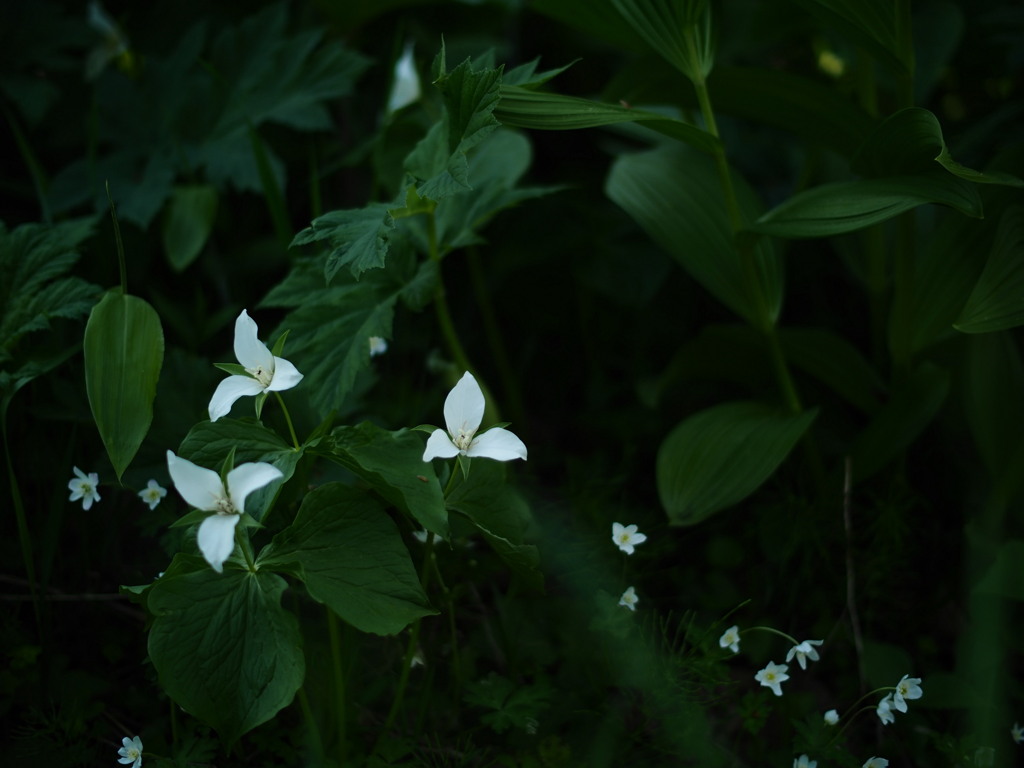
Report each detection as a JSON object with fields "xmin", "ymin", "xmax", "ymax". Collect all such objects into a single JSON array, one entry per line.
[
  {"xmin": 327, "ymin": 422, "xmax": 448, "ymax": 538},
  {"xmin": 749, "ymin": 173, "xmax": 983, "ymax": 239},
  {"xmin": 435, "ymin": 56, "xmax": 502, "ymax": 155},
  {"xmin": 291, "ymin": 203, "xmax": 395, "ymax": 280},
  {"xmin": 657, "ymin": 402, "xmax": 817, "ymax": 526},
  {"xmin": 606, "ymin": 143, "xmax": 781, "ymax": 326},
  {"xmin": 257, "ymin": 483, "xmax": 436, "ymax": 634},
  {"xmin": 162, "ymin": 185, "xmax": 218, "ymax": 271},
  {"xmin": 496, "ymin": 86, "xmax": 720, "ymax": 154},
  {"xmin": 84, "ymin": 290, "xmax": 164, "ymax": 480},
  {"xmin": 147, "ymin": 554, "xmax": 304, "ymax": 747},
  {"xmin": 955, "ymin": 207, "xmax": 1024, "ymax": 333},
  {"xmin": 849, "ymin": 362, "xmax": 949, "ymax": 482},
  {"xmin": 176, "ymin": 418, "xmax": 299, "ymax": 522}
]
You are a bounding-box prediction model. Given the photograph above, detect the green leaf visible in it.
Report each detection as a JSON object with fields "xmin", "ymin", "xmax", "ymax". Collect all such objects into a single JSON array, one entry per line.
[
  {"xmin": 435, "ymin": 55, "xmax": 502, "ymax": 155},
  {"xmin": 973, "ymin": 540, "xmax": 1024, "ymax": 600},
  {"xmin": 176, "ymin": 418, "xmax": 299, "ymax": 522},
  {"xmin": 496, "ymin": 85, "xmax": 720, "ymax": 154},
  {"xmin": 657, "ymin": 401, "xmax": 817, "ymax": 526},
  {"xmin": 955, "ymin": 207, "xmax": 1024, "ymax": 333},
  {"xmin": 446, "ymin": 460, "xmax": 542, "ymax": 591},
  {"xmin": 849, "ymin": 362, "xmax": 949, "ymax": 482},
  {"xmin": 788, "ymin": 0, "xmax": 905, "ymax": 74},
  {"xmin": 84, "ymin": 290, "xmax": 164, "ymax": 480},
  {"xmin": 147, "ymin": 554, "xmax": 304, "ymax": 747},
  {"xmin": 327, "ymin": 422, "xmax": 448, "ymax": 538},
  {"xmin": 162, "ymin": 185, "xmax": 218, "ymax": 271},
  {"xmin": 779, "ymin": 328, "xmax": 885, "ymax": 414},
  {"xmin": 291, "ymin": 203, "xmax": 395, "ymax": 281},
  {"xmin": 606, "ymin": 143, "xmax": 782, "ymax": 326},
  {"xmin": 853, "ymin": 108, "xmax": 1024, "ymax": 187},
  {"xmin": 610, "ymin": 0, "xmax": 713, "ymax": 81},
  {"xmin": 502, "ymin": 57, "xmax": 578, "ymax": 88},
  {"xmin": 749, "ymin": 173, "xmax": 983, "ymax": 239},
  {"xmin": 257, "ymin": 483, "xmax": 436, "ymax": 635}
]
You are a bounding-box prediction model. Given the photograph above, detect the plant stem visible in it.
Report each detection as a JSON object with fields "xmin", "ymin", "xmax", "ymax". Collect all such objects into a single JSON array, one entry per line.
[
  {"xmin": 326, "ymin": 607, "xmax": 348, "ymax": 766},
  {"xmin": 3, "ymin": 419, "xmax": 42, "ymax": 638},
  {"xmin": 273, "ymin": 391, "xmax": 301, "ymax": 449},
  {"xmin": 106, "ymin": 182, "xmax": 128, "ymax": 295},
  {"xmin": 236, "ymin": 527, "xmax": 257, "ymax": 572},
  {"xmin": 296, "ymin": 686, "xmax": 324, "ymax": 764}
]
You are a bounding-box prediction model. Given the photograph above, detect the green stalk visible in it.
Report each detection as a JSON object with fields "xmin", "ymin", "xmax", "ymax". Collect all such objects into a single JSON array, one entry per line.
[
  {"xmin": 326, "ymin": 608, "xmax": 348, "ymax": 766},
  {"xmin": 106, "ymin": 183, "xmax": 128, "ymax": 295},
  {"xmin": 273, "ymin": 391, "xmax": 301, "ymax": 450},
  {"xmin": 297, "ymin": 686, "xmax": 324, "ymax": 764},
  {"xmin": 235, "ymin": 527, "xmax": 257, "ymax": 572},
  {"xmin": 3, "ymin": 103, "xmax": 52, "ymax": 223},
  {"xmin": 3, "ymin": 418, "xmax": 42, "ymax": 636}
]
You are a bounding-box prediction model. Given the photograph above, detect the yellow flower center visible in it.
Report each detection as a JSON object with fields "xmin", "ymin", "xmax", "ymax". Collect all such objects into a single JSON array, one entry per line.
[{"xmin": 247, "ymin": 364, "xmax": 274, "ymax": 388}]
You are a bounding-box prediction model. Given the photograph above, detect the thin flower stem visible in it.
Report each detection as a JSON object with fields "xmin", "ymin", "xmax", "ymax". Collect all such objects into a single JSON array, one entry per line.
[
  {"xmin": 742, "ymin": 625, "xmax": 799, "ymax": 647},
  {"xmin": 326, "ymin": 607, "xmax": 348, "ymax": 766},
  {"xmin": 236, "ymin": 528, "xmax": 257, "ymax": 572},
  {"xmin": 827, "ymin": 689, "xmax": 897, "ymax": 746},
  {"xmin": 273, "ymin": 391, "xmax": 301, "ymax": 450},
  {"xmin": 377, "ymin": 532, "xmax": 436, "ymax": 750},
  {"xmin": 105, "ymin": 182, "xmax": 128, "ymax": 295}
]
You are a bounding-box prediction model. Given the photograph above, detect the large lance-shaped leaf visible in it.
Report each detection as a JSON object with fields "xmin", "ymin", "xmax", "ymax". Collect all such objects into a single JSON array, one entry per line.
[
  {"xmin": 162, "ymin": 184, "xmax": 218, "ymax": 272},
  {"xmin": 955, "ymin": 207, "xmax": 1024, "ymax": 333},
  {"xmin": 84, "ymin": 289, "xmax": 164, "ymax": 480},
  {"xmin": 257, "ymin": 483, "xmax": 435, "ymax": 635},
  {"xmin": 147, "ymin": 554, "xmax": 305, "ymax": 747},
  {"xmin": 496, "ymin": 86, "xmax": 719, "ymax": 154},
  {"xmin": 657, "ymin": 401, "xmax": 817, "ymax": 526},
  {"xmin": 607, "ymin": 143, "xmax": 782, "ymax": 326},
  {"xmin": 749, "ymin": 174, "xmax": 982, "ymax": 239},
  {"xmin": 328, "ymin": 422, "xmax": 448, "ymax": 539}
]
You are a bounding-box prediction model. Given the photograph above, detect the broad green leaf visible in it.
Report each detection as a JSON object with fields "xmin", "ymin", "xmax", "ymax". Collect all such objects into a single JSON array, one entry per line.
[
  {"xmin": 849, "ymin": 362, "xmax": 949, "ymax": 482},
  {"xmin": 84, "ymin": 290, "xmax": 164, "ymax": 480},
  {"xmin": 787, "ymin": 0, "xmax": 905, "ymax": 74},
  {"xmin": 854, "ymin": 108, "xmax": 1024, "ymax": 187},
  {"xmin": 327, "ymin": 422, "xmax": 448, "ymax": 539},
  {"xmin": 780, "ymin": 328, "xmax": 885, "ymax": 414},
  {"xmin": 955, "ymin": 207, "xmax": 1024, "ymax": 333},
  {"xmin": 446, "ymin": 460, "xmax": 542, "ymax": 591},
  {"xmin": 147, "ymin": 554, "xmax": 304, "ymax": 747},
  {"xmin": 291, "ymin": 203, "xmax": 395, "ymax": 281},
  {"xmin": 257, "ymin": 483, "xmax": 436, "ymax": 635},
  {"xmin": 435, "ymin": 55, "xmax": 502, "ymax": 155},
  {"xmin": 176, "ymin": 418, "xmax": 299, "ymax": 522},
  {"xmin": 162, "ymin": 185, "xmax": 218, "ymax": 272},
  {"xmin": 496, "ymin": 86, "xmax": 720, "ymax": 154},
  {"xmin": 749, "ymin": 173, "xmax": 982, "ymax": 239},
  {"xmin": 606, "ymin": 143, "xmax": 782, "ymax": 326},
  {"xmin": 502, "ymin": 57, "xmax": 578, "ymax": 88},
  {"xmin": 610, "ymin": 0, "xmax": 713, "ymax": 81},
  {"xmin": 657, "ymin": 401, "xmax": 817, "ymax": 526}
]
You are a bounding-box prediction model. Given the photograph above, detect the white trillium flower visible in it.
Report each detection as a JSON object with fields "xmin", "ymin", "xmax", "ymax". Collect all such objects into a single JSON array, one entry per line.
[
  {"xmin": 754, "ymin": 661, "xmax": 789, "ymax": 696},
  {"xmin": 786, "ymin": 639, "xmax": 824, "ymax": 670},
  {"xmin": 611, "ymin": 522, "xmax": 647, "ymax": 555},
  {"xmin": 386, "ymin": 42, "xmax": 421, "ymax": 115},
  {"xmin": 422, "ymin": 372, "xmax": 527, "ymax": 462},
  {"xmin": 117, "ymin": 735, "xmax": 143, "ymax": 768},
  {"xmin": 793, "ymin": 755, "xmax": 817, "ymax": 768},
  {"xmin": 892, "ymin": 673, "xmax": 923, "ymax": 713},
  {"xmin": 1013, "ymin": 722, "xmax": 1024, "ymax": 744},
  {"xmin": 823, "ymin": 708, "xmax": 839, "ymax": 725},
  {"xmin": 138, "ymin": 479, "xmax": 167, "ymax": 510},
  {"xmin": 876, "ymin": 693, "xmax": 895, "ymax": 725},
  {"xmin": 68, "ymin": 466, "xmax": 100, "ymax": 510},
  {"xmin": 618, "ymin": 586, "xmax": 639, "ymax": 611},
  {"xmin": 862, "ymin": 758, "xmax": 889, "ymax": 768},
  {"xmin": 208, "ymin": 310, "xmax": 303, "ymax": 422},
  {"xmin": 166, "ymin": 450, "xmax": 282, "ymax": 572},
  {"xmin": 719, "ymin": 625, "xmax": 741, "ymax": 654}
]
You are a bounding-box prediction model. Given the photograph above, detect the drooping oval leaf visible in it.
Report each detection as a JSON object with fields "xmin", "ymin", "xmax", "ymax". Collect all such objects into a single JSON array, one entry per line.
[
  {"xmin": 955, "ymin": 206, "xmax": 1024, "ymax": 333},
  {"xmin": 84, "ymin": 290, "xmax": 164, "ymax": 480},
  {"xmin": 257, "ymin": 483, "xmax": 436, "ymax": 635},
  {"xmin": 657, "ymin": 401, "xmax": 817, "ymax": 526},
  {"xmin": 147, "ymin": 554, "xmax": 305, "ymax": 748},
  {"xmin": 162, "ymin": 184, "xmax": 218, "ymax": 271},
  {"xmin": 606, "ymin": 143, "xmax": 782, "ymax": 326}
]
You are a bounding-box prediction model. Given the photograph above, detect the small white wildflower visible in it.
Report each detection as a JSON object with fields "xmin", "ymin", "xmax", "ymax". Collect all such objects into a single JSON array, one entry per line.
[
  {"xmin": 786, "ymin": 639, "xmax": 823, "ymax": 670},
  {"xmin": 793, "ymin": 755, "xmax": 816, "ymax": 768},
  {"xmin": 719, "ymin": 625, "xmax": 741, "ymax": 654},
  {"xmin": 618, "ymin": 586, "xmax": 639, "ymax": 611},
  {"xmin": 611, "ymin": 522, "xmax": 647, "ymax": 555},
  {"xmin": 68, "ymin": 466, "xmax": 100, "ymax": 510},
  {"xmin": 117, "ymin": 735, "xmax": 143, "ymax": 768},
  {"xmin": 892, "ymin": 673, "xmax": 923, "ymax": 713},
  {"xmin": 823, "ymin": 708, "xmax": 839, "ymax": 725},
  {"xmin": 138, "ymin": 479, "xmax": 167, "ymax": 510},
  {"xmin": 877, "ymin": 694, "xmax": 895, "ymax": 725},
  {"xmin": 862, "ymin": 758, "xmax": 888, "ymax": 768},
  {"xmin": 754, "ymin": 661, "xmax": 789, "ymax": 697},
  {"xmin": 1013, "ymin": 722, "xmax": 1024, "ymax": 744},
  {"xmin": 368, "ymin": 336, "xmax": 388, "ymax": 357}
]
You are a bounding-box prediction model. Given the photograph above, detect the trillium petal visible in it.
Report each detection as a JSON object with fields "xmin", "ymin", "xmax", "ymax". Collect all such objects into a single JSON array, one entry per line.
[
  {"xmin": 226, "ymin": 461, "xmax": 283, "ymax": 514},
  {"xmin": 267, "ymin": 355, "xmax": 303, "ymax": 391},
  {"xmin": 423, "ymin": 429, "xmax": 461, "ymax": 461},
  {"xmin": 233, "ymin": 310, "xmax": 275, "ymax": 372},
  {"xmin": 197, "ymin": 513, "xmax": 241, "ymax": 572},
  {"xmin": 443, "ymin": 372, "xmax": 485, "ymax": 442},
  {"xmin": 468, "ymin": 427, "xmax": 528, "ymax": 461},
  {"xmin": 208, "ymin": 374, "xmax": 265, "ymax": 421},
  {"xmin": 167, "ymin": 450, "xmax": 225, "ymax": 512}
]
